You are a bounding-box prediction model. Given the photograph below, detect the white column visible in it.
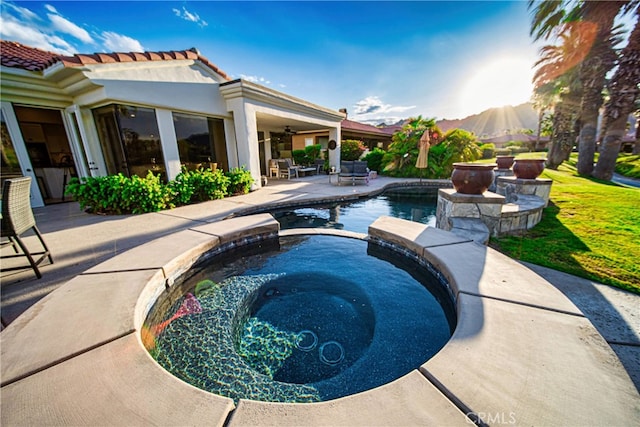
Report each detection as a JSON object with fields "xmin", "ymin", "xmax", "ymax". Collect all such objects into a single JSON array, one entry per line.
[
  {"xmin": 223, "ymin": 117, "xmax": 239, "ymax": 169},
  {"xmin": 155, "ymin": 109, "xmax": 181, "ymax": 180},
  {"xmin": 328, "ymin": 126, "xmax": 341, "ymax": 170},
  {"xmin": 264, "ymin": 131, "xmax": 273, "ymax": 170},
  {"xmin": 227, "ymin": 98, "xmax": 261, "ymax": 189}
]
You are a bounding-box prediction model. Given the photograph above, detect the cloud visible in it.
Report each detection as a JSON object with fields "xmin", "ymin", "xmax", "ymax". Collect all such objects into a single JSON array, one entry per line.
[
  {"xmin": 173, "ymin": 6, "xmax": 208, "ymax": 27},
  {"xmin": 101, "ymin": 32, "xmax": 144, "ymax": 52},
  {"xmin": 241, "ymin": 74, "xmax": 271, "ymax": 85},
  {"xmin": 48, "ymin": 13, "xmax": 93, "ymax": 43},
  {"xmin": 0, "ymin": 13, "xmax": 76, "ymax": 55},
  {"xmin": 352, "ymin": 96, "xmax": 416, "ymax": 124},
  {"xmin": 5, "ymin": 2, "xmax": 40, "ymax": 21},
  {"xmin": 0, "ymin": 1, "xmax": 144, "ymax": 55}
]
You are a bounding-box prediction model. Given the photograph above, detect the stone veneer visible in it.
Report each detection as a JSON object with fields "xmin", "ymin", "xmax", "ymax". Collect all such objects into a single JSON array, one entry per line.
[
  {"xmin": 437, "ymin": 177, "xmax": 553, "ymax": 241},
  {"xmin": 496, "ymin": 176, "xmax": 552, "ymax": 207},
  {"xmin": 436, "ymin": 189, "xmax": 504, "ymax": 237}
]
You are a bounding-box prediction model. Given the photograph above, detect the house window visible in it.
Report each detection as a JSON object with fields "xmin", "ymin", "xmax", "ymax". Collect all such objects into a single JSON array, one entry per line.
[
  {"xmin": 317, "ymin": 136, "xmax": 329, "ymax": 151},
  {"xmin": 1, "ymin": 110, "xmax": 22, "ymax": 184},
  {"xmin": 172, "ymin": 113, "xmax": 227, "ymax": 171},
  {"xmin": 93, "ymin": 104, "xmax": 165, "ymax": 178}
]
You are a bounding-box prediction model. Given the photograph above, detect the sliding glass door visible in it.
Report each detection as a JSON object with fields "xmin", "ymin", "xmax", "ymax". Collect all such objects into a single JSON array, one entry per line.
[{"xmin": 93, "ymin": 105, "xmax": 166, "ymax": 179}]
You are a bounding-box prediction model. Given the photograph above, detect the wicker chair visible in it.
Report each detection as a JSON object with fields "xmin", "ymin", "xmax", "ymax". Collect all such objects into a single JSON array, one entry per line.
[{"xmin": 1, "ymin": 177, "xmax": 53, "ymax": 279}]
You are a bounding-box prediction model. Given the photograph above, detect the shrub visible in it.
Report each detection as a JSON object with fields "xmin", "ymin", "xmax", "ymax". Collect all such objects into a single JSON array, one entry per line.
[
  {"xmin": 363, "ymin": 147, "xmax": 386, "ymax": 172},
  {"xmin": 510, "ymin": 146, "xmax": 530, "ymax": 154},
  {"xmin": 480, "ymin": 143, "xmax": 495, "ymax": 159},
  {"xmin": 66, "ymin": 167, "xmax": 249, "ymax": 215},
  {"xmin": 423, "ymin": 129, "xmax": 482, "ymax": 178},
  {"xmin": 304, "ymin": 144, "xmax": 322, "ymax": 161},
  {"xmin": 505, "ymin": 141, "xmax": 522, "ymax": 148},
  {"xmin": 65, "ymin": 172, "xmax": 172, "ymax": 214},
  {"xmin": 226, "ymin": 167, "xmax": 254, "ymax": 195},
  {"xmin": 187, "ymin": 168, "xmax": 229, "ymax": 202},
  {"xmin": 292, "ymin": 149, "xmax": 308, "ymax": 166},
  {"xmin": 341, "ymin": 139, "xmax": 366, "ymax": 161},
  {"xmin": 382, "ymin": 116, "xmax": 439, "ymax": 176}
]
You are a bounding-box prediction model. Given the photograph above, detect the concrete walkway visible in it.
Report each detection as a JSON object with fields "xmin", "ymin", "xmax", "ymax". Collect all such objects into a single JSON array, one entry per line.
[{"xmin": 1, "ymin": 173, "xmax": 638, "ymax": 391}]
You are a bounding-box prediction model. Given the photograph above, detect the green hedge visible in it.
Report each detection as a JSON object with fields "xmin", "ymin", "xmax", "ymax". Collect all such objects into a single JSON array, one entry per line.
[{"xmin": 66, "ymin": 167, "xmax": 253, "ymax": 215}]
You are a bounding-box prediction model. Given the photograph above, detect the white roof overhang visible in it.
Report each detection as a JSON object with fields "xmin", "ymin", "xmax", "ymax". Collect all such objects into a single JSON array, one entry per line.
[{"xmin": 219, "ymin": 79, "xmax": 343, "ymax": 132}]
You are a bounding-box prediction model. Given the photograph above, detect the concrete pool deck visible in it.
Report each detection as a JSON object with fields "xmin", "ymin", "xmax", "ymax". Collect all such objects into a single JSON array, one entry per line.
[{"xmin": 1, "ymin": 174, "xmax": 639, "ymax": 425}]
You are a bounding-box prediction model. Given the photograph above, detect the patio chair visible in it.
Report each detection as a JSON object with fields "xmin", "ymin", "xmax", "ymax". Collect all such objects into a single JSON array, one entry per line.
[
  {"xmin": 353, "ymin": 161, "xmax": 370, "ymax": 185},
  {"xmin": 277, "ymin": 160, "xmax": 299, "ymax": 179},
  {"xmin": 338, "ymin": 161, "xmax": 354, "ymax": 184},
  {"xmin": 314, "ymin": 158, "xmax": 325, "ymax": 174},
  {"xmin": 1, "ymin": 176, "xmax": 53, "ymax": 279},
  {"xmin": 268, "ymin": 159, "xmax": 279, "ymax": 178}
]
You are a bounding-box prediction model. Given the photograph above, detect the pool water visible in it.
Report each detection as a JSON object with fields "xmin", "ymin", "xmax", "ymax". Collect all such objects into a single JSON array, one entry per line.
[
  {"xmin": 271, "ymin": 188, "xmax": 438, "ymax": 233},
  {"xmin": 147, "ymin": 235, "xmax": 455, "ymax": 403}
]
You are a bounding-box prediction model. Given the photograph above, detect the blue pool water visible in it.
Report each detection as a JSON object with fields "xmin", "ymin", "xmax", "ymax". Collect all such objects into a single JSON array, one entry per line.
[
  {"xmin": 147, "ymin": 235, "xmax": 455, "ymax": 403},
  {"xmin": 271, "ymin": 187, "xmax": 438, "ymax": 233}
]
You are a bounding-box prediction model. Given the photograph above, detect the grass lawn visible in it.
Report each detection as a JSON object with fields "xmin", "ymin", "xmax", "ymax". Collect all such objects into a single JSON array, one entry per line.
[
  {"xmin": 489, "ymin": 161, "xmax": 640, "ymax": 294},
  {"xmin": 616, "ymin": 154, "xmax": 640, "ymax": 178}
]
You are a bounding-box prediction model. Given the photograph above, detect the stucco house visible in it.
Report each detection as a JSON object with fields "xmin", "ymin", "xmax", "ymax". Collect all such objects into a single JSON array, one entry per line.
[
  {"xmin": 291, "ymin": 117, "xmax": 394, "ymax": 154},
  {"xmin": 0, "ymin": 40, "xmax": 344, "ymax": 207}
]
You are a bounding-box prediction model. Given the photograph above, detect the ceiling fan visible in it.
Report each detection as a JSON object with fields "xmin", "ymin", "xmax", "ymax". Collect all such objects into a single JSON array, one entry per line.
[{"xmin": 284, "ymin": 125, "xmax": 297, "ymax": 135}]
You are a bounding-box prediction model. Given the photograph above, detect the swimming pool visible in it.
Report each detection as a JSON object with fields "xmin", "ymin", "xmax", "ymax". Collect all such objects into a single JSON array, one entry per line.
[
  {"xmin": 270, "ymin": 187, "xmax": 438, "ymax": 233},
  {"xmin": 145, "ymin": 234, "xmax": 455, "ymax": 403}
]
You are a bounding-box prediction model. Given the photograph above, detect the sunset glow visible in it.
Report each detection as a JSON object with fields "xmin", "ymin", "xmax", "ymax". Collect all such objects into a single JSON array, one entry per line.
[{"xmin": 458, "ymin": 58, "xmax": 534, "ymax": 118}]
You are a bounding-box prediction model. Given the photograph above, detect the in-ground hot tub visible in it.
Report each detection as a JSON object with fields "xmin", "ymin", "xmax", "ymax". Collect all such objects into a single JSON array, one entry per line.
[{"xmin": 143, "ymin": 234, "xmax": 456, "ymax": 403}]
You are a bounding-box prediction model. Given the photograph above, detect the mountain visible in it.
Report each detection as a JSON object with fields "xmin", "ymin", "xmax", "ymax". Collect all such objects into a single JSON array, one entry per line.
[{"xmin": 436, "ymin": 103, "xmax": 538, "ymax": 138}]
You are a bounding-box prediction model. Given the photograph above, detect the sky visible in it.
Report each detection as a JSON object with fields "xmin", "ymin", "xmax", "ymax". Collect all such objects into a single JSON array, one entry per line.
[{"xmin": 2, "ymin": 1, "xmax": 544, "ymax": 123}]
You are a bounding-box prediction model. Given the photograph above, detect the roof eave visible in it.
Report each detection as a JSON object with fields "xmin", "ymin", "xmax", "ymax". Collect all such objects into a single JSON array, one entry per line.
[{"xmin": 220, "ymin": 79, "xmax": 343, "ymax": 122}]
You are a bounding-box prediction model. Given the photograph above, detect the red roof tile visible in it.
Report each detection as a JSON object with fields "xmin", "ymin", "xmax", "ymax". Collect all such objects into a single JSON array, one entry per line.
[
  {"xmin": 342, "ymin": 119, "xmax": 393, "ymax": 137},
  {"xmin": 0, "ymin": 40, "xmax": 60, "ymax": 71},
  {"xmin": 0, "ymin": 40, "xmax": 229, "ymax": 79}
]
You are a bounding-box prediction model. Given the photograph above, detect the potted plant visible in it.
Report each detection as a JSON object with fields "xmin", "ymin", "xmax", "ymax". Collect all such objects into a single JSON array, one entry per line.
[
  {"xmin": 451, "ymin": 163, "xmax": 497, "ymax": 194},
  {"xmin": 495, "ymin": 155, "xmax": 515, "ymax": 169},
  {"xmin": 513, "ymin": 158, "xmax": 546, "ymax": 179}
]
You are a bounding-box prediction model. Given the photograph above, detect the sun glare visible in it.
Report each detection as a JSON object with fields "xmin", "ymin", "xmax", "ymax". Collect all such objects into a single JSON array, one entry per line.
[{"xmin": 458, "ymin": 58, "xmax": 534, "ymax": 118}]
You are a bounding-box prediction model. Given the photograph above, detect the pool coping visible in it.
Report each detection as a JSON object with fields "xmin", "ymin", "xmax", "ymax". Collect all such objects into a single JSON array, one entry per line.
[{"xmin": 1, "ymin": 213, "xmax": 639, "ymax": 425}]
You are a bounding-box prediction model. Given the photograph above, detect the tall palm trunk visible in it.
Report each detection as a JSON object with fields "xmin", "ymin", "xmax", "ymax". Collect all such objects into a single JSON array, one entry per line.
[
  {"xmin": 634, "ymin": 119, "xmax": 640, "ymax": 154},
  {"xmin": 593, "ymin": 11, "xmax": 640, "ymax": 180},
  {"xmin": 576, "ymin": 1, "xmax": 623, "ymax": 175},
  {"xmin": 536, "ymin": 109, "xmax": 543, "ymax": 149},
  {"xmin": 547, "ymin": 97, "xmax": 579, "ymax": 169}
]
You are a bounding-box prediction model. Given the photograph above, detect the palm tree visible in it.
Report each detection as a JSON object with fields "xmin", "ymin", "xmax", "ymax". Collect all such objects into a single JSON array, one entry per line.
[
  {"xmin": 575, "ymin": 1, "xmax": 626, "ymax": 175},
  {"xmin": 529, "ymin": 0, "xmax": 628, "ymax": 174},
  {"xmin": 532, "ymin": 23, "xmax": 591, "ymax": 168},
  {"xmin": 593, "ymin": 8, "xmax": 640, "ymax": 180},
  {"xmin": 634, "ymin": 106, "xmax": 640, "ymax": 154}
]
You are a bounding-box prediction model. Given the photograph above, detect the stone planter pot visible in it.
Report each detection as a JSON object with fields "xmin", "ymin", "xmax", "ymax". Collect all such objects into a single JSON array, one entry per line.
[
  {"xmin": 451, "ymin": 163, "xmax": 497, "ymax": 194},
  {"xmin": 513, "ymin": 158, "xmax": 546, "ymax": 179},
  {"xmin": 495, "ymin": 155, "xmax": 515, "ymax": 169}
]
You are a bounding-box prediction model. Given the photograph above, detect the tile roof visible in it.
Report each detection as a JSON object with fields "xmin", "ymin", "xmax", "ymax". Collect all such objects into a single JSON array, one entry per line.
[
  {"xmin": 341, "ymin": 119, "xmax": 394, "ymax": 137},
  {"xmin": 0, "ymin": 40, "xmax": 60, "ymax": 71},
  {"xmin": 0, "ymin": 40, "xmax": 229, "ymax": 79}
]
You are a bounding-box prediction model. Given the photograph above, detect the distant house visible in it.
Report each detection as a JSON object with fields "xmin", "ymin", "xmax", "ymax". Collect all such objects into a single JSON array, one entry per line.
[
  {"xmin": 291, "ymin": 117, "xmax": 394, "ymax": 155},
  {"xmin": 0, "ymin": 40, "xmax": 344, "ymax": 207},
  {"xmin": 480, "ymin": 133, "xmax": 550, "ymax": 150}
]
